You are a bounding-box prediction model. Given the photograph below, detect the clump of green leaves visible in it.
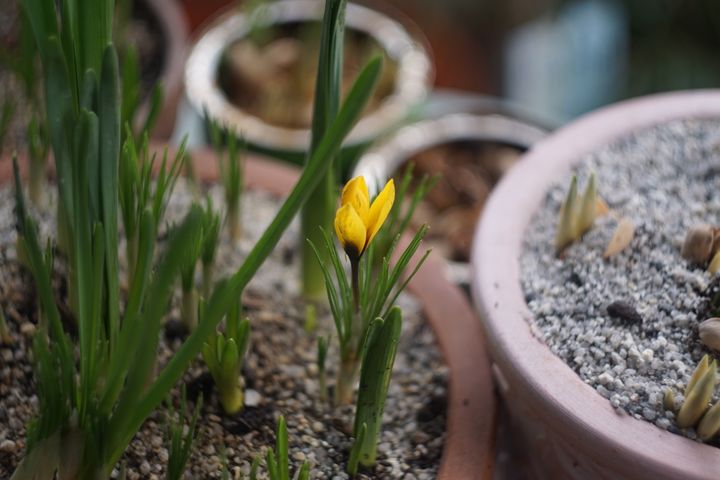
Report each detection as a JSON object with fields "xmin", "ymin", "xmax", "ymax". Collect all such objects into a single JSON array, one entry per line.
[
  {"xmin": 12, "ymin": 0, "xmax": 382, "ymax": 474},
  {"xmin": 665, "ymin": 354, "xmax": 720, "ymax": 440},
  {"xmin": 165, "ymin": 386, "xmax": 203, "ymax": 480},
  {"xmin": 209, "ymin": 119, "xmax": 245, "ymax": 241},
  {"xmin": 311, "ymin": 220, "xmax": 428, "ymax": 405},
  {"xmin": 202, "ymin": 301, "xmax": 250, "ymax": 415},
  {"xmin": 119, "ymin": 132, "xmax": 185, "ymax": 284},
  {"xmin": 555, "ymin": 173, "xmax": 606, "ymax": 254},
  {"xmin": 347, "ymin": 307, "xmax": 401, "ymax": 473},
  {"xmin": 311, "ymin": 173, "xmax": 428, "ymax": 471}
]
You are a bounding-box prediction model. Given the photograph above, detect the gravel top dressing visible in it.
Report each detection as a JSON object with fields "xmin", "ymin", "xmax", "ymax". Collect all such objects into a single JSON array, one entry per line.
[
  {"xmin": 0, "ymin": 180, "xmax": 446, "ymax": 478},
  {"xmin": 520, "ymin": 119, "xmax": 720, "ymax": 441}
]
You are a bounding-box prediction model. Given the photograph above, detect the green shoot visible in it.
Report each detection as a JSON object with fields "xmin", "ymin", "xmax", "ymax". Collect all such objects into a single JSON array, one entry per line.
[
  {"xmin": 26, "ymin": 113, "xmax": 49, "ymax": 205},
  {"xmin": 209, "ymin": 119, "xmax": 245, "ymax": 241},
  {"xmin": 300, "ymin": 0, "xmax": 348, "ymax": 301},
  {"xmin": 555, "ymin": 173, "xmax": 607, "ymax": 254},
  {"xmin": 119, "ymin": 132, "xmax": 185, "ymax": 284},
  {"xmin": 349, "ymin": 307, "xmax": 401, "ymax": 469},
  {"xmin": 317, "ymin": 336, "xmax": 328, "ymax": 403},
  {"xmin": 263, "ymin": 416, "xmax": 310, "ymax": 480},
  {"xmin": 202, "ymin": 301, "xmax": 250, "ymax": 414},
  {"xmin": 665, "ymin": 354, "xmax": 720, "ymax": 441},
  {"xmin": 201, "ymin": 197, "xmax": 222, "ymax": 299},
  {"xmin": 346, "ymin": 422, "xmax": 366, "ymax": 476},
  {"xmin": 0, "ymin": 308, "xmax": 11, "ymax": 344},
  {"xmin": 165, "ymin": 386, "xmax": 203, "ymax": 480},
  {"xmin": 180, "ymin": 218, "xmax": 204, "ymax": 332}
]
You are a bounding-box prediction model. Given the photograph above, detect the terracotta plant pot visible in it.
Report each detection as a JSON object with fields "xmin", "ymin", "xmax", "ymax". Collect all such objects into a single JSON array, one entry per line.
[
  {"xmin": 143, "ymin": 0, "xmax": 190, "ymax": 140},
  {"xmin": 353, "ymin": 112, "xmax": 547, "ymax": 285},
  {"xmin": 184, "ymin": 0, "xmax": 433, "ymax": 162},
  {"xmin": 471, "ymin": 90, "xmax": 720, "ymax": 480},
  {"xmin": 1, "ymin": 148, "xmax": 495, "ymax": 478}
]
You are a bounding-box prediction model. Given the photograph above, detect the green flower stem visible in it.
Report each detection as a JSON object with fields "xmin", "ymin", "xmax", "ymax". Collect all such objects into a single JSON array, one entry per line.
[
  {"xmin": 350, "ymin": 307, "xmax": 402, "ymax": 469},
  {"xmin": 181, "ymin": 288, "xmax": 198, "ymax": 332},
  {"xmin": 336, "ymin": 355, "xmax": 360, "ymax": 406},
  {"xmin": 317, "ymin": 336, "xmax": 328, "ymax": 403},
  {"xmin": 351, "ymin": 256, "xmax": 360, "ymax": 313},
  {"xmin": 227, "ymin": 197, "xmax": 241, "ymax": 241},
  {"xmin": 335, "ymin": 256, "xmax": 363, "ymax": 405},
  {"xmin": 301, "ymin": 200, "xmax": 333, "ymax": 300},
  {"xmin": 202, "ymin": 262, "xmax": 214, "ymax": 300},
  {"xmin": 299, "ymin": 0, "xmax": 347, "ymax": 301}
]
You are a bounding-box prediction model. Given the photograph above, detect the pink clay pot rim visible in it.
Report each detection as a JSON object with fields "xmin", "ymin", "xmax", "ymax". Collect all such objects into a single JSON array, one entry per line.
[
  {"xmin": 0, "ymin": 148, "xmax": 496, "ymax": 479},
  {"xmin": 471, "ymin": 89, "xmax": 720, "ymax": 480}
]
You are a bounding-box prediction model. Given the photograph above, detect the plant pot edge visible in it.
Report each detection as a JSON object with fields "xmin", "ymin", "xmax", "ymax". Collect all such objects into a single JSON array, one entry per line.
[
  {"xmin": 184, "ymin": 0, "xmax": 434, "ymax": 153},
  {"xmin": 471, "ymin": 89, "xmax": 720, "ymax": 480}
]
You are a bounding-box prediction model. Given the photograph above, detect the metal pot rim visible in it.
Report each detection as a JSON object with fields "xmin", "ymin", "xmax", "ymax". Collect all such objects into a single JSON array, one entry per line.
[
  {"xmin": 353, "ymin": 112, "xmax": 548, "ymax": 194},
  {"xmin": 185, "ymin": 0, "xmax": 433, "ymax": 151}
]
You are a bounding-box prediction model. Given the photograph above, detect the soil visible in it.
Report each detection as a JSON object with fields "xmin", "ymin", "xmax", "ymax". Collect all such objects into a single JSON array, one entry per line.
[
  {"xmin": 218, "ymin": 22, "xmax": 398, "ymax": 130},
  {"xmin": 0, "ymin": 180, "xmax": 447, "ymax": 479},
  {"xmin": 398, "ymin": 140, "xmax": 521, "ymax": 263}
]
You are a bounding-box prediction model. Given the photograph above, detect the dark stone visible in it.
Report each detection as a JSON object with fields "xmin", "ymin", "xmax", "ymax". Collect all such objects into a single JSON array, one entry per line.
[
  {"xmin": 164, "ymin": 319, "xmax": 188, "ymax": 341},
  {"xmin": 416, "ymin": 393, "xmax": 447, "ymax": 423},
  {"xmin": 186, "ymin": 371, "xmax": 214, "ymax": 404},
  {"xmin": 568, "ymin": 271, "xmax": 583, "ymax": 287},
  {"xmin": 607, "ymin": 301, "xmax": 643, "ymax": 324}
]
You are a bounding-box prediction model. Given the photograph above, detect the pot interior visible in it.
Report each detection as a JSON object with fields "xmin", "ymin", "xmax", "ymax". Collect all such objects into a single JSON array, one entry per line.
[{"xmin": 217, "ymin": 21, "xmax": 398, "ymax": 129}]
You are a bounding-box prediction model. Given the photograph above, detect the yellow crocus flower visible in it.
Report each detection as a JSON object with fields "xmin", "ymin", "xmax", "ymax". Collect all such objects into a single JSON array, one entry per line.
[{"xmin": 334, "ymin": 176, "xmax": 395, "ymax": 257}]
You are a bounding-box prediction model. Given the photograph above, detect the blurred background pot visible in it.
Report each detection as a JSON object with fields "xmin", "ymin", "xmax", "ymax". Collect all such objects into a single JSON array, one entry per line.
[
  {"xmin": 353, "ymin": 111, "xmax": 547, "ymax": 288},
  {"xmin": 471, "ymin": 90, "xmax": 720, "ymax": 479},
  {"xmin": 141, "ymin": 0, "xmax": 190, "ymax": 139},
  {"xmin": 184, "ymin": 0, "xmax": 433, "ymax": 165}
]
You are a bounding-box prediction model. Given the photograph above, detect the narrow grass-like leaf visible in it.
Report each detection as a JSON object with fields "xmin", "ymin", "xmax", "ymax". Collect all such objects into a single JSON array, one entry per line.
[
  {"xmin": 352, "ymin": 308, "xmax": 401, "ymax": 467},
  {"xmin": 111, "ymin": 56, "xmax": 382, "ymax": 467},
  {"xmin": 346, "ymin": 422, "xmax": 366, "ymax": 476},
  {"xmin": 277, "ymin": 416, "xmax": 289, "ymax": 480},
  {"xmin": 98, "ymin": 45, "xmax": 121, "ymax": 346}
]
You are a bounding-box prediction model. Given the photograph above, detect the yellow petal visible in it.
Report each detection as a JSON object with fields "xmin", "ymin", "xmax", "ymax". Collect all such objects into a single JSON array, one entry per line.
[
  {"xmin": 340, "ymin": 176, "xmax": 370, "ymax": 224},
  {"xmin": 366, "ymin": 179, "xmax": 395, "ymax": 246},
  {"xmin": 334, "ymin": 204, "xmax": 367, "ymax": 256}
]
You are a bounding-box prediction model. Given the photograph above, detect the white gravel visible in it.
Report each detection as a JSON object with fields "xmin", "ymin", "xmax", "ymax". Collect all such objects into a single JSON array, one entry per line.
[{"xmin": 520, "ymin": 119, "xmax": 720, "ymax": 441}]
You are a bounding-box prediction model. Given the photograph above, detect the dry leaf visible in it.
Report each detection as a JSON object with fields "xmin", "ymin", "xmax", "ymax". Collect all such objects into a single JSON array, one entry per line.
[
  {"xmin": 595, "ymin": 197, "xmax": 610, "ymax": 217},
  {"xmin": 604, "ymin": 218, "xmax": 635, "ymax": 258}
]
